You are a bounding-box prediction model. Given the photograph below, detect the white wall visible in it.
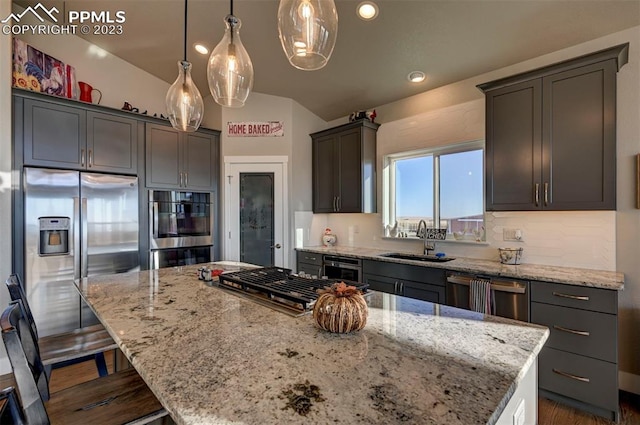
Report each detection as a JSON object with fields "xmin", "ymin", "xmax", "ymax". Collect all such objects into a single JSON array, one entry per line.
[
  {"xmin": 0, "ymin": 0, "xmax": 14, "ymax": 375},
  {"xmin": 220, "ymin": 92, "xmax": 328, "ymax": 266}
]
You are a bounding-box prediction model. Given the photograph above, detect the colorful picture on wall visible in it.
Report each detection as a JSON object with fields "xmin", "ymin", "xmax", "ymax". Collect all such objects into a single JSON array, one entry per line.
[{"xmin": 12, "ymin": 38, "xmax": 68, "ymax": 98}]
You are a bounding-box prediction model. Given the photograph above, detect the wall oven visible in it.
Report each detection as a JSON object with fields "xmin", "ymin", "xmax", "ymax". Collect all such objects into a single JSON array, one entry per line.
[
  {"xmin": 150, "ymin": 245, "xmax": 213, "ymax": 269},
  {"xmin": 149, "ymin": 190, "xmax": 214, "ymax": 249},
  {"xmin": 149, "ymin": 190, "xmax": 214, "ymax": 269},
  {"xmin": 323, "ymin": 256, "xmax": 362, "ymax": 283}
]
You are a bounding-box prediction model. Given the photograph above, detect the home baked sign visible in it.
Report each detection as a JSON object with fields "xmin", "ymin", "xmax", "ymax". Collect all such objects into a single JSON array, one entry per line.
[{"xmin": 227, "ymin": 121, "xmax": 284, "ymax": 137}]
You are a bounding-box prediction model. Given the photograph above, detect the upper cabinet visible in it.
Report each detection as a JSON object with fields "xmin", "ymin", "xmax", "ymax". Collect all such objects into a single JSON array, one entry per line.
[
  {"xmin": 311, "ymin": 120, "xmax": 379, "ymax": 213},
  {"xmin": 145, "ymin": 123, "xmax": 219, "ymax": 191},
  {"xmin": 23, "ymin": 98, "xmax": 138, "ymax": 174},
  {"xmin": 479, "ymin": 43, "xmax": 628, "ymax": 211}
]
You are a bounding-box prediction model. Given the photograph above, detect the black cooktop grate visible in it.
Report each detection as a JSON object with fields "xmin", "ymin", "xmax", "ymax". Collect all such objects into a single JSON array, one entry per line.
[{"xmin": 218, "ymin": 267, "xmax": 367, "ymax": 311}]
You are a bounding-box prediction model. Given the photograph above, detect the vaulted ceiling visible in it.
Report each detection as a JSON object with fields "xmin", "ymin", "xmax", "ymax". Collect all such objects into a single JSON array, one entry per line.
[{"xmin": 15, "ymin": 0, "xmax": 640, "ymax": 121}]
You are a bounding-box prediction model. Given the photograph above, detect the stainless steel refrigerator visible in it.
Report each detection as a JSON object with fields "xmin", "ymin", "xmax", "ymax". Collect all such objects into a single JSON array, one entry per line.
[{"xmin": 24, "ymin": 168, "xmax": 139, "ymax": 337}]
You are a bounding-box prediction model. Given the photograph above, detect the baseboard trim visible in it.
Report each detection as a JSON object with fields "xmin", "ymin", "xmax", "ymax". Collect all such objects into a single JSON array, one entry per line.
[{"xmin": 620, "ymin": 371, "xmax": 640, "ymax": 395}]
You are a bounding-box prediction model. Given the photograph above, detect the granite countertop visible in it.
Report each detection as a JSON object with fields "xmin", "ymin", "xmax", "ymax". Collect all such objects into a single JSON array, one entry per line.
[
  {"xmin": 75, "ymin": 262, "xmax": 549, "ymax": 425},
  {"xmin": 297, "ymin": 246, "xmax": 624, "ymax": 290}
]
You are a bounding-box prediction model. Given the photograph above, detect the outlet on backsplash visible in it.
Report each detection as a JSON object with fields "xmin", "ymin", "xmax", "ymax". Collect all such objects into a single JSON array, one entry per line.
[{"xmin": 503, "ymin": 228, "xmax": 524, "ymax": 242}]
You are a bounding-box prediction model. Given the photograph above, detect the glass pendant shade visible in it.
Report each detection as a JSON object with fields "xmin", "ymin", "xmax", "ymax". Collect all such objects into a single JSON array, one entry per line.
[
  {"xmin": 277, "ymin": 0, "xmax": 338, "ymax": 71},
  {"xmin": 166, "ymin": 61, "xmax": 204, "ymax": 132},
  {"xmin": 207, "ymin": 15, "xmax": 254, "ymax": 108}
]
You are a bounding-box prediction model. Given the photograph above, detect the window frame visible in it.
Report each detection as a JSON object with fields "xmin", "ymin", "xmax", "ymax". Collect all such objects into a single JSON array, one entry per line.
[{"xmin": 382, "ymin": 140, "xmax": 485, "ymax": 240}]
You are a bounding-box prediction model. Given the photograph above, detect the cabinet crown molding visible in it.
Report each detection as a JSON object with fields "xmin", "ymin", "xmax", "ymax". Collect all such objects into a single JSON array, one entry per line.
[{"xmin": 477, "ymin": 42, "xmax": 629, "ymax": 93}]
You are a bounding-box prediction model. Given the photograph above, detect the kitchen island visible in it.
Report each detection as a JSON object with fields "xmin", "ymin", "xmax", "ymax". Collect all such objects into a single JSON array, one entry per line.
[{"xmin": 75, "ymin": 262, "xmax": 549, "ymax": 425}]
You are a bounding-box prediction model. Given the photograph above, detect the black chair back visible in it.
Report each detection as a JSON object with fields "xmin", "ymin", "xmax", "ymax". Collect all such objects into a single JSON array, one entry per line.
[
  {"xmin": 5, "ymin": 274, "xmax": 38, "ymax": 341},
  {"xmin": 1, "ymin": 302, "xmax": 51, "ymax": 423},
  {"xmin": 0, "ymin": 386, "xmax": 25, "ymax": 424}
]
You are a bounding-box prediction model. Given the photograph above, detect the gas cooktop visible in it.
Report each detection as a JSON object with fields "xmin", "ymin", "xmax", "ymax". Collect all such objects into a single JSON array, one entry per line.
[{"xmin": 217, "ymin": 267, "xmax": 368, "ymax": 316}]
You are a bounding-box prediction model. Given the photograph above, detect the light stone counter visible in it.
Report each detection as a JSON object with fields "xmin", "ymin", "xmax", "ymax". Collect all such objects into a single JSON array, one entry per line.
[
  {"xmin": 297, "ymin": 246, "xmax": 624, "ymax": 290},
  {"xmin": 76, "ymin": 262, "xmax": 549, "ymax": 425}
]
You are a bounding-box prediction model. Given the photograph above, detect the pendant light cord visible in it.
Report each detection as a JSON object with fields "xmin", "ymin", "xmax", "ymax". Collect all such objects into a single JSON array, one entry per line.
[
  {"xmin": 183, "ymin": 0, "xmax": 188, "ymax": 62},
  {"xmin": 230, "ymin": 0, "xmax": 233, "ymax": 16}
]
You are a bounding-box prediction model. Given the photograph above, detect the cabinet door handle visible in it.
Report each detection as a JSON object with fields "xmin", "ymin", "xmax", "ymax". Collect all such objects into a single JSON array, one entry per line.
[
  {"xmin": 544, "ymin": 182, "xmax": 549, "ymax": 206},
  {"xmin": 534, "ymin": 183, "xmax": 540, "ymax": 206},
  {"xmin": 179, "ymin": 172, "xmax": 184, "ymax": 187},
  {"xmin": 553, "ymin": 325, "xmax": 590, "ymax": 337},
  {"xmin": 333, "ymin": 196, "xmax": 337, "ymax": 212},
  {"xmin": 81, "ymin": 149, "xmax": 86, "ymax": 167},
  {"xmin": 394, "ymin": 281, "xmax": 398, "ymax": 293},
  {"xmin": 552, "ymin": 369, "xmax": 590, "ymax": 383},
  {"xmin": 88, "ymin": 149, "xmax": 93, "ymax": 167},
  {"xmin": 185, "ymin": 172, "xmax": 188, "ymax": 187},
  {"xmin": 337, "ymin": 196, "xmax": 341, "ymax": 211},
  {"xmin": 552, "ymin": 291, "xmax": 589, "ymax": 301}
]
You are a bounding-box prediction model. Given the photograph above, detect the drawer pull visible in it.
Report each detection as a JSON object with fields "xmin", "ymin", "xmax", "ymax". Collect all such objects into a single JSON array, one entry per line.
[
  {"xmin": 553, "ymin": 325, "xmax": 590, "ymax": 337},
  {"xmin": 552, "ymin": 369, "xmax": 590, "ymax": 383},
  {"xmin": 305, "ymin": 256, "xmax": 317, "ymax": 261},
  {"xmin": 552, "ymin": 291, "xmax": 589, "ymax": 301}
]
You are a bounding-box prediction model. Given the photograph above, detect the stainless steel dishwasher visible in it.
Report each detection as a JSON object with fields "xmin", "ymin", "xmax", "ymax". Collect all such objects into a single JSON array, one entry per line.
[{"xmin": 446, "ymin": 272, "xmax": 529, "ymax": 321}]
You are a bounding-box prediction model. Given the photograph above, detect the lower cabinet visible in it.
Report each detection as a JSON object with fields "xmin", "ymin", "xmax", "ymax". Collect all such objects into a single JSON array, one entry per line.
[
  {"xmin": 362, "ymin": 260, "xmax": 446, "ymax": 304},
  {"xmin": 530, "ymin": 281, "xmax": 619, "ymax": 421},
  {"xmin": 296, "ymin": 251, "xmax": 323, "ymax": 277}
]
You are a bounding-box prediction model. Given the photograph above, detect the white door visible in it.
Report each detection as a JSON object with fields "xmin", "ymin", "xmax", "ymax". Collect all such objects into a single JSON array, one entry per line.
[{"xmin": 225, "ymin": 158, "xmax": 288, "ymax": 267}]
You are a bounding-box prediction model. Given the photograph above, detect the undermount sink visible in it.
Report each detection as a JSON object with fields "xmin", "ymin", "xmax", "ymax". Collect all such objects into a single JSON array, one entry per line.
[{"xmin": 379, "ymin": 252, "xmax": 455, "ymax": 262}]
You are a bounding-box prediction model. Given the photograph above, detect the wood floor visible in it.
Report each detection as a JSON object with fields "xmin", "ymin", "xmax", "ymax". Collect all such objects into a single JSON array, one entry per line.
[{"xmin": 51, "ymin": 353, "xmax": 640, "ymax": 425}]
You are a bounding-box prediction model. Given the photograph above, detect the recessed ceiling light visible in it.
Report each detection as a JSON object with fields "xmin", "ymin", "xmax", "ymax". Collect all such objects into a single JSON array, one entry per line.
[
  {"xmin": 194, "ymin": 43, "xmax": 209, "ymax": 55},
  {"xmin": 408, "ymin": 71, "xmax": 426, "ymax": 83},
  {"xmin": 357, "ymin": 1, "xmax": 379, "ymax": 20}
]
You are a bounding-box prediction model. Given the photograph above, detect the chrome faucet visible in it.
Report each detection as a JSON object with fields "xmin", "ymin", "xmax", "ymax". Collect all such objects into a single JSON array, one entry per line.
[
  {"xmin": 416, "ymin": 219, "xmax": 427, "ymax": 239},
  {"xmin": 416, "ymin": 219, "xmax": 435, "ymax": 256}
]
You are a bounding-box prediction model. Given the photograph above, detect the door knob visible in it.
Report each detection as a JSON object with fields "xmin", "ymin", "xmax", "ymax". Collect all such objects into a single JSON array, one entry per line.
[{"xmin": 271, "ymin": 243, "xmax": 282, "ymax": 249}]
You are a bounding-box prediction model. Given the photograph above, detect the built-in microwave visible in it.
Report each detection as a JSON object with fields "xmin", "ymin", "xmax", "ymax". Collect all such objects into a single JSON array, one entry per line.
[{"xmin": 149, "ymin": 190, "xmax": 214, "ymax": 250}]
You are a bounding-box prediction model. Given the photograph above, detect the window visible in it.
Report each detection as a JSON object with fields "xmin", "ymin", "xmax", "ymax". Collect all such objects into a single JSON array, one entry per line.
[{"xmin": 384, "ymin": 141, "xmax": 484, "ymax": 240}]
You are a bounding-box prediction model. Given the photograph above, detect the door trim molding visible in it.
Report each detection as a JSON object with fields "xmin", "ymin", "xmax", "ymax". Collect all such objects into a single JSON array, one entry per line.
[{"xmin": 223, "ymin": 156, "xmax": 289, "ymax": 268}]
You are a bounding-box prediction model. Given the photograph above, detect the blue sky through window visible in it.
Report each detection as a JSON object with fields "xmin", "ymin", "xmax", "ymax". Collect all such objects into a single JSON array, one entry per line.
[{"xmin": 395, "ymin": 149, "xmax": 483, "ymax": 220}]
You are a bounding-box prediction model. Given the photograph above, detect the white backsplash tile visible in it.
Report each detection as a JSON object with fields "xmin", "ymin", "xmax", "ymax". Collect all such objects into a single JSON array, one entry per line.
[{"xmin": 304, "ymin": 211, "xmax": 616, "ymax": 271}]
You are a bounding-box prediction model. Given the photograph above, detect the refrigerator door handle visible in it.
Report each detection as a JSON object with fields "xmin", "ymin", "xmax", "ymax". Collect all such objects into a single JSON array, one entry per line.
[
  {"xmin": 81, "ymin": 198, "xmax": 89, "ymax": 278},
  {"xmin": 73, "ymin": 196, "xmax": 81, "ymax": 280},
  {"xmin": 151, "ymin": 201, "xmax": 159, "ymax": 239}
]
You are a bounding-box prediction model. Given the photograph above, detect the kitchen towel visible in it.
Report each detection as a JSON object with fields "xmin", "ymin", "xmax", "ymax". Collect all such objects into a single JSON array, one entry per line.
[{"xmin": 469, "ymin": 279, "xmax": 492, "ymax": 314}]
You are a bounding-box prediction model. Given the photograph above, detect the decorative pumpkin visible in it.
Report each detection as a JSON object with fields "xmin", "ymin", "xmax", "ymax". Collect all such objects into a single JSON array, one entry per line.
[{"xmin": 313, "ymin": 282, "xmax": 368, "ymax": 333}]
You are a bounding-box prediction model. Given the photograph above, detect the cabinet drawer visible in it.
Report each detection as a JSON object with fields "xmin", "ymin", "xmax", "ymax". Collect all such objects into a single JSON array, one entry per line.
[
  {"xmin": 362, "ymin": 260, "xmax": 445, "ymax": 286},
  {"xmin": 539, "ymin": 347, "xmax": 618, "ymax": 412},
  {"xmin": 363, "ymin": 274, "xmax": 397, "ymax": 295},
  {"xmin": 531, "ymin": 302, "xmax": 616, "ymax": 362},
  {"xmin": 531, "ymin": 281, "xmax": 617, "ymax": 313},
  {"xmin": 296, "ymin": 252, "xmax": 322, "ymax": 266},
  {"xmin": 403, "ymin": 282, "xmax": 445, "ymax": 304}
]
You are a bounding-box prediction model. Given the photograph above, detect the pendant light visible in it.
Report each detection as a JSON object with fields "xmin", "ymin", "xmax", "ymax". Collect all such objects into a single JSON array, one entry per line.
[
  {"xmin": 277, "ymin": 0, "xmax": 338, "ymax": 71},
  {"xmin": 207, "ymin": 0, "xmax": 253, "ymax": 108},
  {"xmin": 166, "ymin": 0, "xmax": 204, "ymax": 132}
]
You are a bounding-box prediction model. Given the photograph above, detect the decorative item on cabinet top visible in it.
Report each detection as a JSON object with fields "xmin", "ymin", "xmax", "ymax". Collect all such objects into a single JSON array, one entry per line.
[{"xmin": 12, "ymin": 37, "xmax": 73, "ymax": 99}]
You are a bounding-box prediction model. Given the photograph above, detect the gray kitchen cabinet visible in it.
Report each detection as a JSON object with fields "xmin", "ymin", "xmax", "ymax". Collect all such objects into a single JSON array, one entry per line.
[
  {"xmin": 145, "ymin": 123, "xmax": 219, "ymax": 191},
  {"xmin": 311, "ymin": 120, "xmax": 379, "ymax": 213},
  {"xmin": 296, "ymin": 251, "xmax": 323, "ymax": 277},
  {"xmin": 362, "ymin": 259, "xmax": 446, "ymax": 303},
  {"xmin": 480, "ymin": 43, "xmax": 628, "ymax": 211},
  {"xmin": 23, "ymin": 98, "xmax": 137, "ymax": 174},
  {"xmin": 530, "ymin": 281, "xmax": 619, "ymax": 421},
  {"xmin": 86, "ymin": 111, "xmax": 138, "ymax": 174}
]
